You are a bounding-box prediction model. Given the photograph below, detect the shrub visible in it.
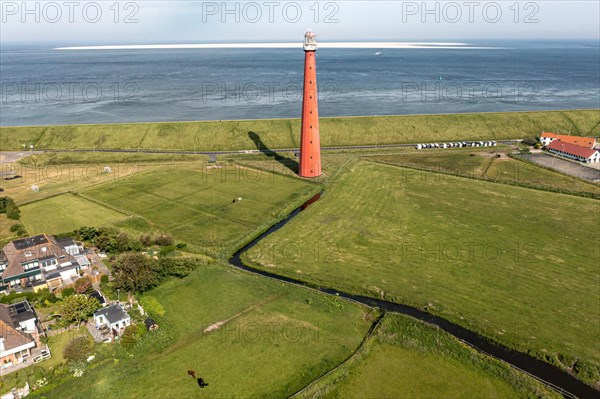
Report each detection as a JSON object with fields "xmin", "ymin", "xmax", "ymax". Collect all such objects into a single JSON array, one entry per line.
[
  {"xmin": 158, "ymin": 257, "xmax": 201, "ymax": 278},
  {"xmin": 61, "ymin": 287, "xmax": 75, "ymax": 297},
  {"xmin": 76, "ymin": 226, "xmax": 100, "ymax": 241},
  {"xmin": 573, "ymin": 359, "xmax": 600, "ymax": 384},
  {"xmin": 139, "ymin": 233, "xmax": 153, "ymax": 247},
  {"xmin": 0, "ymin": 197, "xmax": 19, "ymax": 219},
  {"xmin": 120, "ymin": 325, "xmax": 140, "ymax": 349},
  {"xmin": 154, "ymin": 232, "xmax": 173, "ymax": 246},
  {"xmin": 521, "ymin": 136, "xmax": 539, "ymax": 146},
  {"xmin": 74, "ymin": 276, "xmax": 93, "ymax": 294},
  {"xmin": 63, "ymin": 337, "xmax": 94, "ymax": 363},
  {"xmin": 100, "ymin": 274, "xmax": 109, "ymax": 284},
  {"xmin": 5, "ymin": 202, "xmax": 20, "ymax": 220},
  {"xmin": 139, "ymin": 295, "xmax": 165, "ymax": 318}
]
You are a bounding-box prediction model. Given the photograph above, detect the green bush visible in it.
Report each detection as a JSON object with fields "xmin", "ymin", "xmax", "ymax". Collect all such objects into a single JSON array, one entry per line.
[
  {"xmin": 63, "ymin": 336, "xmax": 94, "ymax": 363},
  {"xmin": 154, "ymin": 232, "xmax": 174, "ymax": 246},
  {"xmin": 5, "ymin": 202, "xmax": 20, "ymax": 220},
  {"xmin": 100, "ymin": 274, "xmax": 109, "ymax": 284},
  {"xmin": 120, "ymin": 325, "xmax": 140, "ymax": 349},
  {"xmin": 61, "ymin": 287, "xmax": 75, "ymax": 297},
  {"xmin": 573, "ymin": 359, "xmax": 600, "ymax": 384},
  {"xmin": 139, "ymin": 295, "xmax": 165, "ymax": 318},
  {"xmin": 158, "ymin": 257, "xmax": 201, "ymax": 278}
]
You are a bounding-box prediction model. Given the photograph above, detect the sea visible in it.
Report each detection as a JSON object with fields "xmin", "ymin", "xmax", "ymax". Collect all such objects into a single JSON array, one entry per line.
[{"xmin": 1, "ymin": 40, "xmax": 599, "ymax": 126}]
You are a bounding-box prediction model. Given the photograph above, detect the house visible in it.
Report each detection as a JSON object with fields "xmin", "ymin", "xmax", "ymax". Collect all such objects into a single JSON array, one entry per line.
[
  {"xmin": 547, "ymin": 140, "xmax": 600, "ymax": 163},
  {"xmin": 540, "ymin": 132, "xmax": 597, "ymax": 148},
  {"xmin": 93, "ymin": 304, "xmax": 131, "ymax": 336},
  {"xmin": 0, "ymin": 234, "xmax": 88, "ymax": 294},
  {"xmin": 0, "ymin": 301, "xmax": 42, "ymax": 368}
]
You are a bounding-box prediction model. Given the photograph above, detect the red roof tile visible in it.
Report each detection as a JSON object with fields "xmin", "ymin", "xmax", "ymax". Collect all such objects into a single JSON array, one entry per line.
[
  {"xmin": 547, "ymin": 140, "xmax": 599, "ymax": 159},
  {"xmin": 541, "ymin": 132, "xmax": 596, "ymax": 148}
]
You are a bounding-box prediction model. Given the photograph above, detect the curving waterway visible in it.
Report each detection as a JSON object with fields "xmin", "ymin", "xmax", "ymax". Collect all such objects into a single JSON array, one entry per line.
[{"xmin": 229, "ymin": 192, "xmax": 599, "ymax": 399}]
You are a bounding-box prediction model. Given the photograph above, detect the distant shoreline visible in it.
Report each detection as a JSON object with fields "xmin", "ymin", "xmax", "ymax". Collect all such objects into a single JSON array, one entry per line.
[{"xmin": 54, "ymin": 42, "xmax": 503, "ymax": 51}]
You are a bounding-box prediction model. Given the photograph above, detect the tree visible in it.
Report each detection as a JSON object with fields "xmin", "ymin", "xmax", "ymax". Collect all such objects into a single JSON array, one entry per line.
[
  {"xmin": 74, "ymin": 276, "xmax": 93, "ymax": 294},
  {"xmin": 112, "ymin": 252, "xmax": 160, "ymax": 293},
  {"xmin": 6, "ymin": 204, "xmax": 19, "ymax": 220},
  {"xmin": 76, "ymin": 226, "xmax": 100, "ymax": 241},
  {"xmin": 57, "ymin": 294, "xmax": 101, "ymax": 327}
]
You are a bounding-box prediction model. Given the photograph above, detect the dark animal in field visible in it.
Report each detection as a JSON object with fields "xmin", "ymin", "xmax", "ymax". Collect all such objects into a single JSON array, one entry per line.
[
  {"xmin": 187, "ymin": 370, "xmax": 196, "ymax": 378},
  {"xmin": 197, "ymin": 378, "xmax": 209, "ymax": 388}
]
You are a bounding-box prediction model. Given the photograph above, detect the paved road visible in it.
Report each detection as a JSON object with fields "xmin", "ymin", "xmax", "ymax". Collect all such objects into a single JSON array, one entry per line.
[{"xmin": 520, "ymin": 153, "xmax": 600, "ymax": 182}]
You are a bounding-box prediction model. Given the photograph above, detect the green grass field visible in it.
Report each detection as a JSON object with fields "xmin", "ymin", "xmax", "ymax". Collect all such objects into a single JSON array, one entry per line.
[
  {"xmin": 370, "ymin": 149, "xmax": 600, "ymax": 196},
  {"xmin": 20, "ymin": 193, "xmax": 128, "ymax": 235},
  {"xmin": 29, "ymin": 263, "xmax": 374, "ymax": 398},
  {"xmin": 298, "ymin": 314, "xmax": 558, "ymax": 399},
  {"xmin": 1, "ymin": 110, "xmax": 598, "ymax": 151},
  {"xmin": 243, "ymin": 160, "xmax": 600, "ymax": 373},
  {"xmin": 82, "ymin": 164, "xmax": 318, "ymax": 255}
]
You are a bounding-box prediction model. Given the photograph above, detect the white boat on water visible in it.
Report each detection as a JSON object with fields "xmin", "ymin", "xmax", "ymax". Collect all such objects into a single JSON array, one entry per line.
[{"xmin": 375, "ymin": 51, "xmax": 382, "ymax": 55}]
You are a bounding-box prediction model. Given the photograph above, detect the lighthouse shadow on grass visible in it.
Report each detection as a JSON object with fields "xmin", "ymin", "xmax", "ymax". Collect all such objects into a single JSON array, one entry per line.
[{"xmin": 247, "ymin": 131, "xmax": 299, "ymax": 174}]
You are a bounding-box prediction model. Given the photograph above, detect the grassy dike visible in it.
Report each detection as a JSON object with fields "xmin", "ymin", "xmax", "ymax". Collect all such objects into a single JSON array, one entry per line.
[{"xmin": 1, "ymin": 110, "xmax": 598, "ymax": 151}]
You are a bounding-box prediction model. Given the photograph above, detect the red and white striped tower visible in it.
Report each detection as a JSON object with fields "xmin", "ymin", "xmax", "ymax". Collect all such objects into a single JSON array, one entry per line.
[{"xmin": 299, "ymin": 30, "xmax": 322, "ymax": 178}]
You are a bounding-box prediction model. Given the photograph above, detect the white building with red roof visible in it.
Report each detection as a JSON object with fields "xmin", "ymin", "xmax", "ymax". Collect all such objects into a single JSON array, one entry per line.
[
  {"xmin": 547, "ymin": 140, "xmax": 600, "ymax": 163},
  {"xmin": 540, "ymin": 132, "xmax": 596, "ymax": 148}
]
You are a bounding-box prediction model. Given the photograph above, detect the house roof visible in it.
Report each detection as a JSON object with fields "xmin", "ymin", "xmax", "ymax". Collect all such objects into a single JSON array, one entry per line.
[
  {"xmin": 541, "ymin": 132, "xmax": 596, "ymax": 148},
  {"xmin": 89, "ymin": 290, "xmax": 106, "ymax": 305},
  {"xmin": 0, "ymin": 319, "xmax": 34, "ymax": 352},
  {"xmin": 144, "ymin": 318, "xmax": 158, "ymax": 329},
  {"xmin": 547, "ymin": 140, "xmax": 599, "ymax": 159},
  {"xmin": 94, "ymin": 304, "xmax": 129, "ymax": 325},
  {"xmin": 12, "ymin": 235, "xmax": 49, "ymax": 250},
  {"xmin": 1, "ymin": 234, "xmax": 79, "ymax": 281},
  {"xmin": 55, "ymin": 237, "xmax": 77, "ymax": 248}
]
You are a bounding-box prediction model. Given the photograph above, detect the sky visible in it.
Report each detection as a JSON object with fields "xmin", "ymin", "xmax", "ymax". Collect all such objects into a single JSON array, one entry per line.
[{"xmin": 1, "ymin": 1, "xmax": 599, "ymax": 44}]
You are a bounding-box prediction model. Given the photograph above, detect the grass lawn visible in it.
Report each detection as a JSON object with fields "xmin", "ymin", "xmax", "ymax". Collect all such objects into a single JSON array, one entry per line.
[
  {"xmin": 243, "ymin": 160, "xmax": 600, "ymax": 372},
  {"xmin": 370, "ymin": 149, "xmax": 600, "ymax": 196},
  {"xmin": 20, "ymin": 193, "xmax": 128, "ymax": 235},
  {"xmin": 43, "ymin": 327, "xmax": 90, "ymax": 370},
  {"xmin": 31, "ymin": 263, "xmax": 373, "ymax": 398},
  {"xmin": 0, "ymin": 214, "xmax": 21, "ymax": 242},
  {"xmin": 1, "ymin": 110, "xmax": 598, "ymax": 151},
  {"xmin": 298, "ymin": 314, "xmax": 558, "ymax": 399},
  {"xmin": 0, "ymin": 162, "xmax": 148, "ymax": 205},
  {"xmin": 83, "ymin": 163, "xmax": 318, "ymax": 255}
]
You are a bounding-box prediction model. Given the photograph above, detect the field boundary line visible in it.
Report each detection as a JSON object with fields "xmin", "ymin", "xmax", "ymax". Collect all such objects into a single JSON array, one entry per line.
[
  {"xmin": 370, "ymin": 158, "xmax": 600, "ymax": 200},
  {"xmin": 454, "ymin": 337, "xmax": 578, "ymax": 399},
  {"xmin": 288, "ymin": 313, "xmax": 384, "ymax": 399},
  {"xmin": 18, "ymin": 191, "xmax": 70, "ymax": 207},
  {"xmin": 73, "ymin": 192, "xmax": 132, "ymax": 217}
]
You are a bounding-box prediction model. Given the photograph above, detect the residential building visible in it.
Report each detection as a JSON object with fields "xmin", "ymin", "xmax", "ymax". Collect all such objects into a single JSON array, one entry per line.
[
  {"xmin": 547, "ymin": 140, "xmax": 600, "ymax": 163},
  {"xmin": 93, "ymin": 304, "xmax": 131, "ymax": 337},
  {"xmin": 0, "ymin": 234, "xmax": 89, "ymax": 294},
  {"xmin": 540, "ymin": 132, "xmax": 597, "ymax": 148},
  {"xmin": 0, "ymin": 301, "xmax": 42, "ymax": 368}
]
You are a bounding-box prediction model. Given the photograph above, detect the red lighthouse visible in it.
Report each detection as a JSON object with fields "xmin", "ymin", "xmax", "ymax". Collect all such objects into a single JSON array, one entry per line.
[{"xmin": 299, "ymin": 31, "xmax": 322, "ymax": 178}]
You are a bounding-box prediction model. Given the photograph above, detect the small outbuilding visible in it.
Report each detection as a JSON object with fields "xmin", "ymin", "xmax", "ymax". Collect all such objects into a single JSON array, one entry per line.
[{"xmin": 144, "ymin": 318, "xmax": 159, "ymax": 331}]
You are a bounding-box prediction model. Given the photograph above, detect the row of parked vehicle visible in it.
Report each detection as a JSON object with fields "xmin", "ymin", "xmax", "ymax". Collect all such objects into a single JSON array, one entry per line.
[{"xmin": 415, "ymin": 141, "xmax": 497, "ymax": 150}]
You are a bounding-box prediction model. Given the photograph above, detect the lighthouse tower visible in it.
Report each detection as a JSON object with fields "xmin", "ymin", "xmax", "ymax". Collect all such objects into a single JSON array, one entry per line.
[{"xmin": 299, "ymin": 31, "xmax": 322, "ymax": 178}]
